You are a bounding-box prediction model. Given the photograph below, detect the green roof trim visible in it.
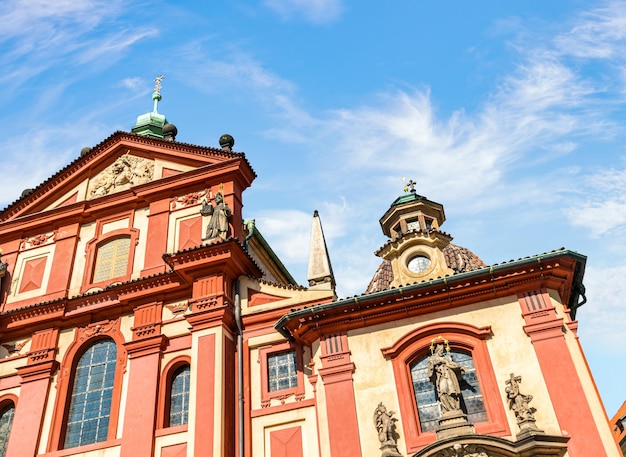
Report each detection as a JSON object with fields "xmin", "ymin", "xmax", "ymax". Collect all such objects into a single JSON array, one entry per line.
[
  {"xmin": 390, "ymin": 192, "xmax": 427, "ymax": 207},
  {"xmin": 274, "ymin": 248, "xmax": 587, "ymax": 340}
]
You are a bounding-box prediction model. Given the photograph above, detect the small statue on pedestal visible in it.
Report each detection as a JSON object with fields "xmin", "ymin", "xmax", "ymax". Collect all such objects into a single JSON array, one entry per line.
[
  {"xmin": 201, "ymin": 190, "xmax": 232, "ymax": 241},
  {"xmin": 373, "ymin": 403, "xmax": 403, "ymax": 457}
]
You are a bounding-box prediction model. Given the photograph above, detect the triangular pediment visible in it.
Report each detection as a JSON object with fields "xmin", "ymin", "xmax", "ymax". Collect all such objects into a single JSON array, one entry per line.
[{"xmin": 0, "ymin": 132, "xmax": 248, "ymax": 222}]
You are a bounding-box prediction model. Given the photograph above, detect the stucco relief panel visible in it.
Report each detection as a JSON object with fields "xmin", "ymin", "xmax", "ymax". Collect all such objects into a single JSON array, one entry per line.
[{"xmin": 87, "ymin": 153, "xmax": 154, "ymax": 199}]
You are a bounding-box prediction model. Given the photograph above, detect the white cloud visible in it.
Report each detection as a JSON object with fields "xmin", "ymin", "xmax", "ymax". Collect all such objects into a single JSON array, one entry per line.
[
  {"xmin": 555, "ymin": 1, "xmax": 626, "ymax": 59},
  {"xmin": 263, "ymin": 0, "xmax": 344, "ymax": 24},
  {"xmin": 578, "ymin": 264, "xmax": 626, "ymax": 347},
  {"xmin": 565, "ymin": 167, "xmax": 626, "ymax": 236},
  {"xmin": 0, "ymin": 0, "xmax": 156, "ymax": 89}
]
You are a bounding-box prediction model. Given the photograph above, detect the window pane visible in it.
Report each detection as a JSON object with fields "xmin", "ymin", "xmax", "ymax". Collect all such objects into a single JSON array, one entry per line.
[
  {"xmin": 0, "ymin": 403, "xmax": 15, "ymax": 457},
  {"xmin": 64, "ymin": 339, "xmax": 117, "ymax": 449},
  {"xmin": 93, "ymin": 238, "xmax": 130, "ymax": 283},
  {"xmin": 410, "ymin": 349, "xmax": 487, "ymax": 432},
  {"xmin": 169, "ymin": 365, "xmax": 190, "ymax": 427},
  {"xmin": 267, "ymin": 350, "xmax": 297, "ymax": 392}
]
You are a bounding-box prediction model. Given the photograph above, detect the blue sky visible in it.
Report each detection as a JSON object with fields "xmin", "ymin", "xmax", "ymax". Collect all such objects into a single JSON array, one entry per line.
[{"xmin": 1, "ymin": 0, "xmax": 625, "ymax": 416}]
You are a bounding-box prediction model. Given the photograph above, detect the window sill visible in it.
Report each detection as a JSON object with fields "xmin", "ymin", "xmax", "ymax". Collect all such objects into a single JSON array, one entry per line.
[
  {"xmin": 43, "ymin": 439, "xmax": 122, "ymax": 457},
  {"xmin": 155, "ymin": 424, "xmax": 188, "ymax": 437}
]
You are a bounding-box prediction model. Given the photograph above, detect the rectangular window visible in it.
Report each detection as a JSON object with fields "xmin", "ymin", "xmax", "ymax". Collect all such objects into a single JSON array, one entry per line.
[
  {"xmin": 258, "ymin": 342, "xmax": 305, "ymax": 407},
  {"xmin": 267, "ymin": 350, "xmax": 298, "ymax": 392},
  {"xmin": 93, "ymin": 237, "xmax": 130, "ymax": 283}
]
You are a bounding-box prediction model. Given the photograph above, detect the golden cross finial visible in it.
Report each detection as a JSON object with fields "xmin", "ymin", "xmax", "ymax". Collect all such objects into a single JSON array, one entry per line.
[{"xmin": 154, "ymin": 75, "xmax": 165, "ymax": 94}]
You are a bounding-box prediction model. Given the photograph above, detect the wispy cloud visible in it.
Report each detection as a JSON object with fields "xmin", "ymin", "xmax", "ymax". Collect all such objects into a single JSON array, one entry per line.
[
  {"xmin": 555, "ymin": 0, "xmax": 626, "ymax": 59},
  {"xmin": 565, "ymin": 167, "xmax": 626, "ymax": 236},
  {"xmin": 0, "ymin": 0, "xmax": 157, "ymax": 90},
  {"xmin": 578, "ymin": 264, "xmax": 626, "ymax": 347},
  {"xmin": 263, "ymin": 0, "xmax": 344, "ymax": 24}
]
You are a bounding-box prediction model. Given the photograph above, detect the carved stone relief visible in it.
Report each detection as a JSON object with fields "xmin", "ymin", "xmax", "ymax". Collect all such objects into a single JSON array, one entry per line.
[
  {"xmin": 505, "ymin": 373, "xmax": 542, "ymax": 435},
  {"xmin": 436, "ymin": 444, "xmax": 489, "ymax": 457},
  {"xmin": 20, "ymin": 232, "xmax": 56, "ymax": 251},
  {"xmin": 88, "ymin": 152, "xmax": 154, "ymax": 199},
  {"xmin": 170, "ymin": 190, "xmax": 209, "ymax": 211}
]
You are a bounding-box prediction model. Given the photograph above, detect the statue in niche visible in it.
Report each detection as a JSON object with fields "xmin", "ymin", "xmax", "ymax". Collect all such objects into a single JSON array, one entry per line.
[
  {"xmin": 427, "ymin": 337, "xmax": 466, "ymax": 413},
  {"xmin": 201, "ymin": 190, "xmax": 232, "ymax": 240},
  {"xmin": 505, "ymin": 373, "xmax": 538, "ymax": 428},
  {"xmin": 373, "ymin": 403, "xmax": 402, "ymax": 457}
]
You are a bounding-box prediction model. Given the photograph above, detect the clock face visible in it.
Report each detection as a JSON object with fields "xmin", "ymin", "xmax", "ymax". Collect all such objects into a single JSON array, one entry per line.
[{"xmin": 407, "ymin": 255, "xmax": 431, "ymax": 273}]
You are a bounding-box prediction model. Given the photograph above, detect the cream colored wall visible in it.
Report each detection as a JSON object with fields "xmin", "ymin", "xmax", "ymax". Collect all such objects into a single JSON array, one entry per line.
[
  {"xmin": 239, "ymin": 276, "xmax": 334, "ymax": 316},
  {"xmin": 6, "ymin": 240, "xmax": 56, "ymax": 304},
  {"xmin": 44, "ymin": 178, "xmax": 90, "ymax": 211},
  {"xmin": 167, "ymin": 205, "xmax": 203, "ymax": 254},
  {"xmin": 247, "ymin": 333, "xmax": 314, "ymax": 411},
  {"xmin": 251, "ymin": 407, "xmax": 319, "ymax": 457},
  {"xmin": 311, "ymin": 294, "xmax": 565, "ymax": 456},
  {"xmin": 69, "ymin": 221, "xmax": 96, "ymax": 295},
  {"xmin": 154, "ymin": 430, "xmax": 188, "ymax": 456},
  {"xmin": 246, "ymin": 247, "xmax": 279, "ymax": 284},
  {"xmin": 153, "ymin": 159, "xmax": 195, "ymax": 178},
  {"xmin": 131, "ymin": 207, "xmax": 149, "ymax": 279}
]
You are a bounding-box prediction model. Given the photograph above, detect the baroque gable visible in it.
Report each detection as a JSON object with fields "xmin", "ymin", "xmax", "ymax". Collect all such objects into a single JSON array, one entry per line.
[{"xmin": 0, "ymin": 132, "xmax": 251, "ymax": 223}]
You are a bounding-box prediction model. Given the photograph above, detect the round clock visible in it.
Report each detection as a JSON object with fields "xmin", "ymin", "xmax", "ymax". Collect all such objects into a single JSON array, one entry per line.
[{"xmin": 407, "ymin": 255, "xmax": 431, "ymax": 273}]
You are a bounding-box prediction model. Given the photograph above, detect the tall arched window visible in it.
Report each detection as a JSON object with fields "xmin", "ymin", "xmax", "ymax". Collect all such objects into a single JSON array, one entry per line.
[
  {"xmin": 168, "ymin": 364, "xmax": 190, "ymax": 427},
  {"xmin": 381, "ymin": 322, "xmax": 509, "ymax": 453},
  {"xmin": 64, "ymin": 338, "xmax": 117, "ymax": 448},
  {"xmin": 0, "ymin": 402, "xmax": 15, "ymax": 457},
  {"xmin": 410, "ymin": 349, "xmax": 486, "ymax": 432}
]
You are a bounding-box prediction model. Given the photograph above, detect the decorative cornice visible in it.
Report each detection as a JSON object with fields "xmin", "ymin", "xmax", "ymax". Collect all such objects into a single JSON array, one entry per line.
[
  {"xmin": 277, "ymin": 251, "xmax": 583, "ymax": 344},
  {"xmin": 0, "ymin": 131, "xmax": 255, "ymax": 222}
]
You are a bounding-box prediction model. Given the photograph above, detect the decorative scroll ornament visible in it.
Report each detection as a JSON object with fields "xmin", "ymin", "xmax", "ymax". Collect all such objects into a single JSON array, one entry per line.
[
  {"xmin": 20, "ymin": 232, "xmax": 56, "ymax": 251},
  {"xmin": 170, "ymin": 190, "xmax": 208, "ymax": 211},
  {"xmin": 165, "ymin": 301, "xmax": 189, "ymax": 315},
  {"xmin": 374, "ymin": 403, "xmax": 403, "ymax": 457},
  {"xmin": 77, "ymin": 319, "xmax": 118, "ymax": 341},
  {"xmin": 88, "ymin": 152, "xmax": 154, "ymax": 199},
  {"xmin": 1, "ymin": 340, "xmax": 28, "ymax": 358},
  {"xmin": 436, "ymin": 443, "xmax": 489, "ymax": 457}
]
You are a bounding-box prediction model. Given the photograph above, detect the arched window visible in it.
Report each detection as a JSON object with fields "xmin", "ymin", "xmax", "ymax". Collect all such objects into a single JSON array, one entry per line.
[
  {"xmin": 92, "ymin": 237, "xmax": 131, "ymax": 283},
  {"xmin": 410, "ymin": 349, "xmax": 486, "ymax": 432},
  {"xmin": 381, "ymin": 322, "xmax": 509, "ymax": 453},
  {"xmin": 168, "ymin": 364, "xmax": 190, "ymax": 427},
  {"xmin": 0, "ymin": 402, "xmax": 15, "ymax": 457},
  {"xmin": 64, "ymin": 338, "xmax": 117, "ymax": 448}
]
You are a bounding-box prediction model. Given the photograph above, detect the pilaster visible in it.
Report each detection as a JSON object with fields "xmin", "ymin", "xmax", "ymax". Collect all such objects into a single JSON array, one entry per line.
[
  {"xmin": 518, "ymin": 290, "xmax": 607, "ymax": 457},
  {"xmin": 46, "ymin": 223, "xmax": 79, "ymax": 297},
  {"xmin": 317, "ymin": 332, "xmax": 362, "ymax": 457},
  {"xmin": 6, "ymin": 328, "xmax": 59, "ymax": 457},
  {"xmin": 120, "ymin": 302, "xmax": 167, "ymax": 457},
  {"xmin": 141, "ymin": 199, "xmax": 171, "ymax": 277}
]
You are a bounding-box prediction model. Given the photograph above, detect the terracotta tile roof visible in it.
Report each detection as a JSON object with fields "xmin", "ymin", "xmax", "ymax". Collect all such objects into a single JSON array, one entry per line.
[{"xmin": 364, "ymin": 243, "xmax": 487, "ymax": 294}]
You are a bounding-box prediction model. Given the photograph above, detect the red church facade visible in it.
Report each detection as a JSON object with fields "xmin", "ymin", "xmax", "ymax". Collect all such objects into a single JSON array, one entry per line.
[{"xmin": 0, "ymin": 94, "xmax": 620, "ymax": 457}]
